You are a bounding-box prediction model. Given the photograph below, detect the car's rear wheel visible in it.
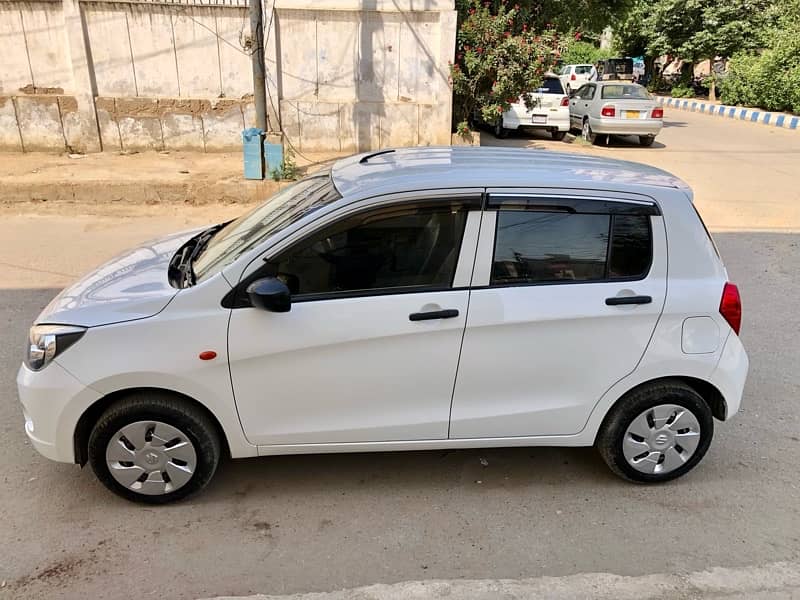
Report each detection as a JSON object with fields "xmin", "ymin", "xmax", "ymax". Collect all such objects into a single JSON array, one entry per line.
[
  {"xmin": 88, "ymin": 392, "xmax": 221, "ymax": 503},
  {"xmin": 551, "ymin": 130, "xmax": 567, "ymax": 141},
  {"xmin": 581, "ymin": 119, "xmax": 596, "ymax": 144},
  {"xmin": 639, "ymin": 135, "xmax": 656, "ymax": 147},
  {"xmin": 596, "ymin": 380, "xmax": 713, "ymax": 483},
  {"xmin": 494, "ymin": 118, "xmax": 508, "ymax": 139}
]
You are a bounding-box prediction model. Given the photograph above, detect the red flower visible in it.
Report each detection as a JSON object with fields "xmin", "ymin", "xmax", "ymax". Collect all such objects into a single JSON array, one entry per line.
[
  {"xmin": 464, "ymin": 44, "xmax": 471, "ymax": 51},
  {"xmin": 504, "ymin": 31, "xmax": 511, "ymax": 37},
  {"xmin": 497, "ymin": 106, "xmax": 503, "ymax": 113},
  {"xmin": 574, "ymin": 31, "xmax": 582, "ymax": 40},
  {"xmin": 477, "ymin": 46, "xmax": 484, "ymax": 53},
  {"xmin": 522, "ymin": 24, "xmax": 527, "ymax": 31}
]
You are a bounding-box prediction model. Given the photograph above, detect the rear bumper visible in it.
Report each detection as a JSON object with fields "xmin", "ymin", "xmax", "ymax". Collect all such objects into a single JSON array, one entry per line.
[
  {"xmin": 589, "ymin": 116, "xmax": 663, "ymax": 137},
  {"xmin": 504, "ymin": 107, "xmax": 570, "ymax": 132},
  {"xmin": 709, "ymin": 332, "xmax": 749, "ymax": 420}
]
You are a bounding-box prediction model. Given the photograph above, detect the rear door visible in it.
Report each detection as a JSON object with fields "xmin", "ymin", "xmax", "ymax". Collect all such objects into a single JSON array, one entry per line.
[{"xmin": 449, "ymin": 190, "xmax": 667, "ymax": 439}]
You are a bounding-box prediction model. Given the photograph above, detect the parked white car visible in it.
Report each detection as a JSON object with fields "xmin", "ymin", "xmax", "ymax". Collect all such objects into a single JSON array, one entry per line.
[
  {"xmin": 559, "ymin": 64, "xmax": 597, "ymax": 93},
  {"xmin": 570, "ymin": 81, "xmax": 664, "ymax": 146},
  {"xmin": 18, "ymin": 147, "xmax": 748, "ymax": 503},
  {"xmin": 492, "ymin": 75, "xmax": 570, "ymax": 140}
]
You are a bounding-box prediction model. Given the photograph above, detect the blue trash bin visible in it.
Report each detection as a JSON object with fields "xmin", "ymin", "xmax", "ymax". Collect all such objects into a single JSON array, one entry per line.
[{"xmin": 242, "ymin": 128, "xmax": 265, "ymax": 180}]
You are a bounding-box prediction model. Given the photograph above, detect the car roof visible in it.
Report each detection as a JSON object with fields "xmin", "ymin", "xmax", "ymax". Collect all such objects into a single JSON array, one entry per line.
[{"xmin": 330, "ymin": 147, "xmax": 688, "ymax": 199}]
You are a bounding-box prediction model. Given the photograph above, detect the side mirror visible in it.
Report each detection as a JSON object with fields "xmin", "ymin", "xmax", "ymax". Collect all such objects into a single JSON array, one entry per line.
[{"xmin": 246, "ymin": 277, "xmax": 291, "ymax": 312}]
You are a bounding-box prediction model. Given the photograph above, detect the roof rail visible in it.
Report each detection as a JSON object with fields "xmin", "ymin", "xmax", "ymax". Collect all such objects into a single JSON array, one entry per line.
[{"xmin": 359, "ymin": 149, "xmax": 396, "ymax": 164}]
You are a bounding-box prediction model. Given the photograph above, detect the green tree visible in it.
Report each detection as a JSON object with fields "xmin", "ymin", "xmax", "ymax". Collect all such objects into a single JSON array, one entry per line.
[
  {"xmin": 451, "ymin": 0, "xmax": 626, "ymax": 131},
  {"xmin": 643, "ymin": 0, "xmax": 771, "ymax": 100},
  {"xmin": 560, "ymin": 39, "xmax": 613, "ymax": 66}
]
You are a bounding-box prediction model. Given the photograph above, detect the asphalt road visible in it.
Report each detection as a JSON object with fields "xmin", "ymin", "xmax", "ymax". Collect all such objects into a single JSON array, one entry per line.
[{"xmin": 0, "ymin": 110, "xmax": 799, "ymax": 599}]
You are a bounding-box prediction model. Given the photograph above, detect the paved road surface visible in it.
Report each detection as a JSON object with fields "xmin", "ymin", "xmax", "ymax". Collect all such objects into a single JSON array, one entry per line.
[{"xmin": 0, "ymin": 110, "xmax": 798, "ymax": 599}]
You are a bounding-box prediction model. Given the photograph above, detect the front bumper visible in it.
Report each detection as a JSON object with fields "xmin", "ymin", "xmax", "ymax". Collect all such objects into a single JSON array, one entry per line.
[
  {"xmin": 17, "ymin": 361, "xmax": 102, "ymax": 463},
  {"xmin": 589, "ymin": 116, "xmax": 663, "ymax": 137}
]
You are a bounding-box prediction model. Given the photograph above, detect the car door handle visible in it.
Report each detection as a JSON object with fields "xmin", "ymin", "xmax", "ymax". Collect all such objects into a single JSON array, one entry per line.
[
  {"xmin": 409, "ymin": 309, "xmax": 460, "ymax": 321},
  {"xmin": 605, "ymin": 295, "xmax": 652, "ymax": 306}
]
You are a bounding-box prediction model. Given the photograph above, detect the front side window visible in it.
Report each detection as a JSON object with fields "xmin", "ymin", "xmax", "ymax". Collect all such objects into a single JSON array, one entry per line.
[
  {"xmin": 491, "ymin": 210, "xmax": 652, "ymax": 285},
  {"xmin": 272, "ymin": 203, "xmax": 469, "ymax": 298}
]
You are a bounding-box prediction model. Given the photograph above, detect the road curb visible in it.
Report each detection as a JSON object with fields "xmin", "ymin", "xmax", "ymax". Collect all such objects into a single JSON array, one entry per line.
[
  {"xmin": 0, "ymin": 178, "xmax": 282, "ymax": 206},
  {"xmin": 203, "ymin": 561, "xmax": 800, "ymax": 600},
  {"xmin": 655, "ymin": 95, "xmax": 800, "ymax": 131}
]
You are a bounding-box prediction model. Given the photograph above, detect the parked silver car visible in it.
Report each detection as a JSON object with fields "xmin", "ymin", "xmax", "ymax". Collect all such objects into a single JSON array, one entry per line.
[{"xmin": 569, "ymin": 82, "xmax": 663, "ymax": 147}]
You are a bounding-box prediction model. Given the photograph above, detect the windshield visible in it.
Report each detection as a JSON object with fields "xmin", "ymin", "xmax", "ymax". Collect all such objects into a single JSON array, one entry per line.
[
  {"xmin": 601, "ymin": 84, "xmax": 650, "ymax": 100},
  {"xmin": 193, "ymin": 172, "xmax": 341, "ymax": 282}
]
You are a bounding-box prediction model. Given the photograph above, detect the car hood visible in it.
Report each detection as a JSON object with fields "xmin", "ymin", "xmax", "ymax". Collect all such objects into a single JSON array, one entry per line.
[{"xmin": 36, "ymin": 228, "xmax": 203, "ymax": 328}]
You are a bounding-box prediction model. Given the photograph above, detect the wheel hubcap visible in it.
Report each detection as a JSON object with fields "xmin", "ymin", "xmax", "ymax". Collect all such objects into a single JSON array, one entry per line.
[
  {"xmin": 622, "ymin": 404, "xmax": 701, "ymax": 475},
  {"xmin": 582, "ymin": 121, "xmax": 590, "ymax": 140},
  {"xmin": 106, "ymin": 421, "xmax": 197, "ymax": 495}
]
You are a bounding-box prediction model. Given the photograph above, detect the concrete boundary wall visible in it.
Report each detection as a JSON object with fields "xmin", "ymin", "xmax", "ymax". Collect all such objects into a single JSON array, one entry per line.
[{"xmin": 0, "ymin": 0, "xmax": 456, "ymax": 153}]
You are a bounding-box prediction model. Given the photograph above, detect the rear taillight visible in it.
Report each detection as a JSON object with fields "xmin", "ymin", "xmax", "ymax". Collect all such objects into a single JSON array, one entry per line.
[
  {"xmin": 570, "ymin": 73, "xmax": 576, "ymax": 81},
  {"xmin": 601, "ymin": 106, "xmax": 616, "ymax": 117},
  {"xmin": 720, "ymin": 282, "xmax": 742, "ymax": 335},
  {"xmin": 560, "ymin": 96, "xmax": 569, "ymax": 107},
  {"xmin": 652, "ymin": 107, "xmax": 664, "ymax": 119}
]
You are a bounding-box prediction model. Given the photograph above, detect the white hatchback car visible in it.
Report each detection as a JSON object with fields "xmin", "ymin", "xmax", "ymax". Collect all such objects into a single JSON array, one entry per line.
[
  {"xmin": 559, "ymin": 64, "xmax": 597, "ymax": 93},
  {"xmin": 18, "ymin": 147, "xmax": 748, "ymax": 503},
  {"xmin": 493, "ymin": 75, "xmax": 570, "ymax": 140}
]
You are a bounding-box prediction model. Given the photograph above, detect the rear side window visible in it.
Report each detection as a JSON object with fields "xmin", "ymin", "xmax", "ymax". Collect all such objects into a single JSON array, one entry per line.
[
  {"xmin": 491, "ymin": 211, "xmax": 652, "ymax": 285},
  {"xmin": 538, "ymin": 78, "xmax": 565, "ymax": 94}
]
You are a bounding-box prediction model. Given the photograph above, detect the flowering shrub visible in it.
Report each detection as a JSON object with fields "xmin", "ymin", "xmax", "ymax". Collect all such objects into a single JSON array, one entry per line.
[{"xmin": 451, "ymin": 0, "xmax": 562, "ymax": 131}]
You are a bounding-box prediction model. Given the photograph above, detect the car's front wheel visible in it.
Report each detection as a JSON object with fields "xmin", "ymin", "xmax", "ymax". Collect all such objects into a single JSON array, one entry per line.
[
  {"xmin": 88, "ymin": 392, "xmax": 221, "ymax": 503},
  {"xmin": 596, "ymin": 380, "xmax": 713, "ymax": 483}
]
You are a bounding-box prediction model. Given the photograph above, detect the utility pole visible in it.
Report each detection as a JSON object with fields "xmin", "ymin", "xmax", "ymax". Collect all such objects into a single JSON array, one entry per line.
[{"xmin": 249, "ymin": 0, "xmax": 268, "ymax": 131}]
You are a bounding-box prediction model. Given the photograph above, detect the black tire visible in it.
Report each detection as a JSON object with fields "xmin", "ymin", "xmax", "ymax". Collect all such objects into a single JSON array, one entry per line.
[
  {"xmin": 596, "ymin": 380, "xmax": 714, "ymax": 483},
  {"xmin": 639, "ymin": 135, "xmax": 656, "ymax": 147},
  {"xmin": 494, "ymin": 118, "xmax": 508, "ymax": 139},
  {"xmin": 551, "ymin": 130, "xmax": 567, "ymax": 141},
  {"xmin": 88, "ymin": 391, "xmax": 221, "ymax": 504}
]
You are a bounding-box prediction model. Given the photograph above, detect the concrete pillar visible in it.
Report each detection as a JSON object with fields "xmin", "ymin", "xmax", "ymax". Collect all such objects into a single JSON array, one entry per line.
[
  {"xmin": 263, "ymin": 0, "xmax": 281, "ymax": 133},
  {"xmin": 61, "ymin": 0, "xmax": 102, "ymax": 152}
]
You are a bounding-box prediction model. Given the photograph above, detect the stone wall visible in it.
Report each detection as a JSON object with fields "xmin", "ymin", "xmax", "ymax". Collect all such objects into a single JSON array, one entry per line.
[{"xmin": 0, "ymin": 0, "xmax": 456, "ymax": 153}]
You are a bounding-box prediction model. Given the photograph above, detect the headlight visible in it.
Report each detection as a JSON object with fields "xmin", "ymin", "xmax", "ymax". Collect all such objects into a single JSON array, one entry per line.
[{"xmin": 25, "ymin": 325, "xmax": 86, "ymax": 371}]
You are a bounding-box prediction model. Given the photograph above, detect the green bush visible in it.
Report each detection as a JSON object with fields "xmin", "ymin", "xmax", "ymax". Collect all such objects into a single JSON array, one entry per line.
[
  {"xmin": 670, "ymin": 84, "xmax": 694, "ymax": 98},
  {"xmin": 718, "ymin": 14, "xmax": 800, "ymax": 114}
]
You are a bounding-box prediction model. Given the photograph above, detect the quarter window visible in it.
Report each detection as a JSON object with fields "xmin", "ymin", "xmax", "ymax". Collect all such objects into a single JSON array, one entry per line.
[
  {"xmin": 491, "ymin": 210, "xmax": 652, "ymax": 285},
  {"xmin": 271, "ymin": 203, "xmax": 469, "ymax": 297}
]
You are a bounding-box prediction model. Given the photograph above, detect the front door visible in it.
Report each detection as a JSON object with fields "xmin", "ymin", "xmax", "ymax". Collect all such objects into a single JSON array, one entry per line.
[
  {"xmin": 228, "ymin": 198, "xmax": 480, "ymax": 446},
  {"xmin": 449, "ymin": 191, "xmax": 667, "ymax": 439}
]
